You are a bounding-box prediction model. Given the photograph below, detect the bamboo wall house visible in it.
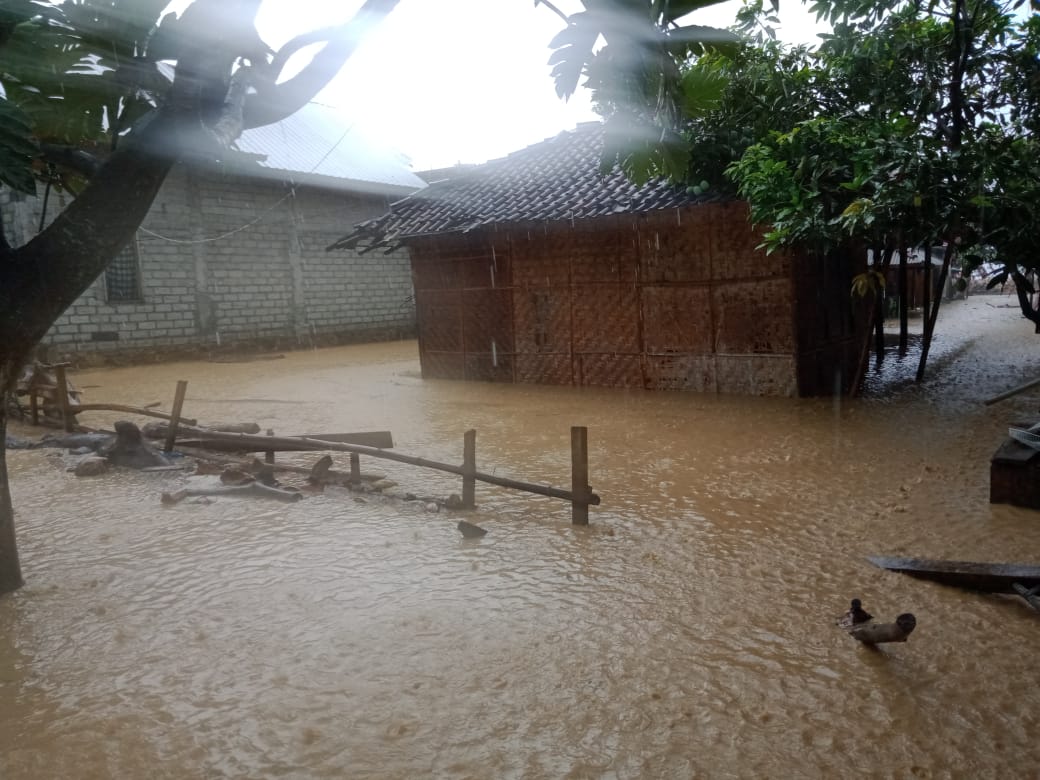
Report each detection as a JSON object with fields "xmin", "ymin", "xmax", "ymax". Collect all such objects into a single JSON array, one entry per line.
[{"xmin": 332, "ymin": 123, "xmax": 862, "ymax": 397}]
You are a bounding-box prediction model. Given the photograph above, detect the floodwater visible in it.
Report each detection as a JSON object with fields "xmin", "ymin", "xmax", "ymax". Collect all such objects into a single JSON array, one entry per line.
[{"xmin": 2, "ymin": 296, "xmax": 1040, "ymax": 778}]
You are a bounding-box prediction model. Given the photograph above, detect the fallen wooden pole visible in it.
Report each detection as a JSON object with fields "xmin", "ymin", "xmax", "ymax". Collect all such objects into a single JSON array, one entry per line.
[
  {"xmin": 847, "ymin": 614, "xmax": 917, "ymax": 644},
  {"xmin": 984, "ymin": 376, "xmax": 1040, "ymax": 406},
  {"xmin": 162, "ymin": 482, "xmax": 302, "ymax": 503},
  {"xmin": 164, "ymin": 380, "xmax": 188, "ymax": 453},
  {"xmin": 73, "ymin": 403, "xmax": 198, "ymax": 425},
  {"xmin": 169, "ymin": 425, "xmax": 601, "ymax": 508}
]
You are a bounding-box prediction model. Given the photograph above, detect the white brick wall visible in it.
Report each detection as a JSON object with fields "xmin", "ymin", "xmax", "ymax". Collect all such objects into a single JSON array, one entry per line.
[{"xmin": 2, "ymin": 165, "xmax": 415, "ymax": 358}]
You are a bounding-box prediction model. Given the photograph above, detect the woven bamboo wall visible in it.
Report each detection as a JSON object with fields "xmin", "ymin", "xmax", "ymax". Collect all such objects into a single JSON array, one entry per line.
[{"xmin": 408, "ymin": 204, "xmax": 857, "ymax": 396}]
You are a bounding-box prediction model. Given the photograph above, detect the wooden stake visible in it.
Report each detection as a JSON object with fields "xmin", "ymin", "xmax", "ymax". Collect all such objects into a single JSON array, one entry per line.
[
  {"xmin": 571, "ymin": 426, "xmax": 590, "ymax": 525},
  {"xmin": 349, "ymin": 452, "xmax": 361, "ymax": 483},
  {"xmin": 462, "ymin": 429, "xmax": 476, "ymax": 509},
  {"xmin": 164, "ymin": 380, "xmax": 188, "ymax": 453},
  {"xmin": 265, "ymin": 428, "xmax": 275, "ymax": 464},
  {"xmin": 54, "ymin": 365, "xmax": 73, "ymax": 432}
]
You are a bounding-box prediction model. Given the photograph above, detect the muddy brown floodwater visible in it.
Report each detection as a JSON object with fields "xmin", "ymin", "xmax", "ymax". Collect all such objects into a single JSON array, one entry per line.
[{"xmin": 2, "ymin": 296, "xmax": 1040, "ymax": 778}]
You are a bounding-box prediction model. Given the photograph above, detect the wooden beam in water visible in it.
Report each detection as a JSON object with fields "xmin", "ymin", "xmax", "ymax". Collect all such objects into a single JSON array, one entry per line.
[
  {"xmin": 172, "ymin": 431, "xmax": 395, "ymax": 453},
  {"xmin": 868, "ymin": 555, "xmax": 1040, "ymax": 593},
  {"xmin": 73, "ymin": 403, "xmax": 198, "ymax": 426}
]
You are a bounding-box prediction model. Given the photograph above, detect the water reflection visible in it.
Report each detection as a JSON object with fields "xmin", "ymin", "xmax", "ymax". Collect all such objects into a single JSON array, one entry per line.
[{"xmin": 2, "ymin": 297, "xmax": 1040, "ymax": 777}]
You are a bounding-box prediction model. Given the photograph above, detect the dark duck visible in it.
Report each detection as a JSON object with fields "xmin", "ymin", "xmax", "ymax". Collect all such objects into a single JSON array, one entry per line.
[{"xmin": 838, "ymin": 598, "xmax": 873, "ymax": 628}]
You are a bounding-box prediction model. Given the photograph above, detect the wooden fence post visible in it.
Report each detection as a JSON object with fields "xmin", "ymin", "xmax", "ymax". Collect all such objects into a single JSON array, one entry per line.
[
  {"xmin": 265, "ymin": 429, "xmax": 275, "ymax": 464},
  {"xmin": 571, "ymin": 426, "xmax": 589, "ymax": 525},
  {"xmin": 164, "ymin": 380, "xmax": 188, "ymax": 453},
  {"xmin": 349, "ymin": 453, "xmax": 361, "ymax": 483},
  {"xmin": 462, "ymin": 429, "xmax": 476, "ymax": 509},
  {"xmin": 54, "ymin": 365, "xmax": 73, "ymax": 433}
]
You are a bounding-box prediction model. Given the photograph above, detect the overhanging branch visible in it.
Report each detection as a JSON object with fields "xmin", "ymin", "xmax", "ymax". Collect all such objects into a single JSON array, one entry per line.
[
  {"xmin": 38, "ymin": 144, "xmax": 102, "ymax": 178},
  {"xmin": 243, "ymin": 0, "xmax": 400, "ymax": 129}
]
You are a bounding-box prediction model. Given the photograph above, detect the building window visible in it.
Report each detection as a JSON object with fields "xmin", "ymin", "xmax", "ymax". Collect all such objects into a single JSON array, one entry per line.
[{"xmin": 105, "ymin": 234, "xmax": 143, "ymax": 303}]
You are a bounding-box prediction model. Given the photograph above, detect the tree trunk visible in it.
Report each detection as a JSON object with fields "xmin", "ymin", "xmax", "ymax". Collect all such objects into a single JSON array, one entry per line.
[
  {"xmin": 0, "ymin": 380, "xmax": 24, "ymax": 596},
  {"xmin": 915, "ymin": 244, "xmax": 953, "ymax": 383},
  {"xmin": 0, "ymin": 0, "xmax": 401, "ymax": 594},
  {"xmin": 898, "ymin": 245, "xmax": 908, "ymax": 356},
  {"xmin": 1011, "ymin": 271, "xmax": 1040, "ymax": 333}
]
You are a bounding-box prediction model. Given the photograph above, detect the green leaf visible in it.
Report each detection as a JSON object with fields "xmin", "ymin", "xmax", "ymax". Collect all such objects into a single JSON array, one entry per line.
[
  {"xmin": 679, "ymin": 63, "xmax": 728, "ymax": 117},
  {"xmin": 0, "ymin": 96, "xmax": 38, "ymax": 195}
]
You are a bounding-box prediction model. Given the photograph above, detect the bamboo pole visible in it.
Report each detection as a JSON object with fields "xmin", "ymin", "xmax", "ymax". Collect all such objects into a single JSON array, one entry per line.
[
  {"xmin": 571, "ymin": 426, "xmax": 590, "ymax": 525},
  {"xmin": 984, "ymin": 376, "xmax": 1040, "ymax": 406},
  {"xmin": 72, "ymin": 403, "xmax": 198, "ymax": 425},
  {"xmin": 462, "ymin": 429, "xmax": 476, "ymax": 509},
  {"xmin": 164, "ymin": 380, "xmax": 188, "ymax": 453},
  {"xmin": 171, "ymin": 425, "xmax": 600, "ymax": 508},
  {"xmin": 54, "ymin": 365, "xmax": 73, "ymax": 432}
]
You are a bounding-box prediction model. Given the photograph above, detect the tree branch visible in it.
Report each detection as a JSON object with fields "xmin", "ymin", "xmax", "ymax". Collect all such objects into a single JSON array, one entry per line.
[
  {"xmin": 38, "ymin": 144, "xmax": 102, "ymax": 178},
  {"xmin": 266, "ymin": 27, "xmax": 342, "ymax": 81},
  {"xmin": 535, "ymin": 0, "xmax": 571, "ymax": 24},
  {"xmin": 243, "ymin": 0, "xmax": 400, "ymax": 129},
  {"xmin": 1012, "ymin": 271, "xmax": 1040, "ymax": 333}
]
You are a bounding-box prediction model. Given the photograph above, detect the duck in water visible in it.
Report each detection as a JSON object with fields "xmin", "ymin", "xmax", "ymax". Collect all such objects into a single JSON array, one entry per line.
[{"xmin": 838, "ymin": 598, "xmax": 873, "ymax": 629}]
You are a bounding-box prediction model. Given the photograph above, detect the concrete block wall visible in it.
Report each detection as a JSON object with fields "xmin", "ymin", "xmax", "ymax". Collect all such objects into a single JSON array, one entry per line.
[{"xmin": 2, "ymin": 166, "xmax": 415, "ymax": 361}]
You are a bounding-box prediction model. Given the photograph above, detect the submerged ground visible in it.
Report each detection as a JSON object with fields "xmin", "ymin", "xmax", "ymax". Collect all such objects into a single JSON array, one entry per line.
[{"xmin": 2, "ymin": 294, "xmax": 1039, "ymax": 778}]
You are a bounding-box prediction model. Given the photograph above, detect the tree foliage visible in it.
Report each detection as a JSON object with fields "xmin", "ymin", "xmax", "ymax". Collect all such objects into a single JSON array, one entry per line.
[
  {"xmin": 540, "ymin": 0, "xmax": 743, "ymax": 183},
  {"xmin": 547, "ymin": 0, "xmax": 1040, "ymax": 334}
]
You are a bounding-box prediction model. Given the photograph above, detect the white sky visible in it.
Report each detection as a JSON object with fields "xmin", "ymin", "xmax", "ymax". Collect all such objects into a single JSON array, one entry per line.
[{"xmin": 166, "ymin": 1, "xmax": 825, "ymax": 171}]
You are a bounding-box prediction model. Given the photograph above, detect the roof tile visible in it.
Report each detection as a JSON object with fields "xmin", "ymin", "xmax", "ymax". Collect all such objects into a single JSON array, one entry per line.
[{"xmin": 330, "ymin": 122, "xmax": 722, "ymax": 252}]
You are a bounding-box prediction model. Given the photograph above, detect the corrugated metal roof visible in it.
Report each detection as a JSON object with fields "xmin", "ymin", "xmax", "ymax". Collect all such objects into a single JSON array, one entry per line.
[
  {"xmin": 330, "ymin": 122, "xmax": 724, "ymax": 252},
  {"xmin": 233, "ymin": 103, "xmax": 426, "ymax": 195}
]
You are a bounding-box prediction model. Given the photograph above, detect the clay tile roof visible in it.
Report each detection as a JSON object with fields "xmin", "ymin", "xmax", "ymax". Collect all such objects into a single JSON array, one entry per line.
[{"xmin": 329, "ymin": 121, "xmax": 719, "ymax": 252}]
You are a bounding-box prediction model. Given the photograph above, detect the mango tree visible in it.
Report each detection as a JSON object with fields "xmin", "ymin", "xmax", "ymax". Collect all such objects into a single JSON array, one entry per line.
[{"xmin": 0, "ymin": 0, "xmax": 399, "ymax": 595}]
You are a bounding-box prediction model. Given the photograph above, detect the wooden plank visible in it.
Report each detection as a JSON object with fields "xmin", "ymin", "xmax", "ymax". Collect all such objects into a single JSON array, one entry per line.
[
  {"xmin": 74, "ymin": 403, "xmax": 197, "ymax": 426},
  {"xmin": 171, "ymin": 431, "xmax": 395, "ymax": 453},
  {"xmin": 299, "ymin": 431, "xmax": 394, "ymax": 449},
  {"xmin": 868, "ymin": 555, "xmax": 1040, "ymax": 593}
]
